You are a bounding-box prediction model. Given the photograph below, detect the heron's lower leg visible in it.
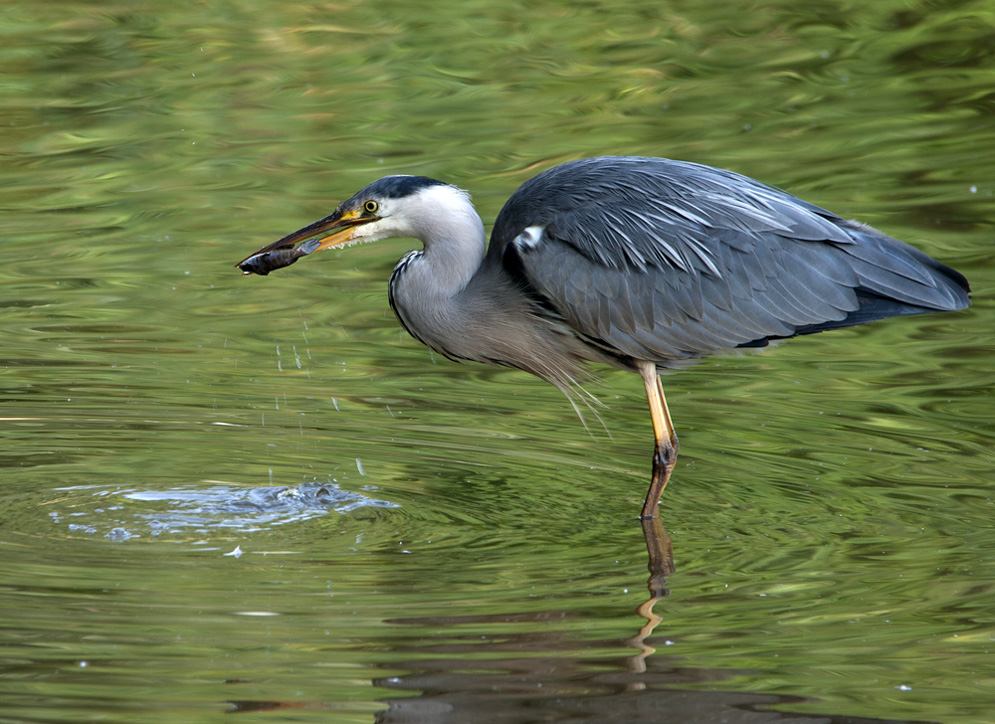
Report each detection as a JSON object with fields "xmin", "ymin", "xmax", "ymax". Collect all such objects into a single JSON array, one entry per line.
[{"xmin": 637, "ymin": 361, "xmax": 679, "ymax": 519}]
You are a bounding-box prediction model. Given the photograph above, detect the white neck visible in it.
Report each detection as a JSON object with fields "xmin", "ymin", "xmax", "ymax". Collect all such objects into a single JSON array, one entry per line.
[
  {"xmin": 385, "ymin": 184, "xmax": 487, "ymax": 361},
  {"xmin": 356, "ymin": 183, "xmax": 487, "ymax": 296}
]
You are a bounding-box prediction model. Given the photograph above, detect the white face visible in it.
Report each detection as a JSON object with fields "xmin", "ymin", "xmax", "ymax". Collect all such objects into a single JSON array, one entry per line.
[{"xmin": 350, "ymin": 183, "xmax": 477, "ymax": 245}]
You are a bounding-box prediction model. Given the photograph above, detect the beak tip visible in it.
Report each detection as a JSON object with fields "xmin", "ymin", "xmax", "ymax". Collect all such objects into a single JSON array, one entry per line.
[{"xmin": 236, "ymin": 210, "xmax": 362, "ymax": 276}]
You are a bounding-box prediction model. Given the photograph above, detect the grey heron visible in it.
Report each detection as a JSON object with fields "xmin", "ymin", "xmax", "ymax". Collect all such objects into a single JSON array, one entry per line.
[{"xmin": 237, "ymin": 156, "xmax": 971, "ymax": 518}]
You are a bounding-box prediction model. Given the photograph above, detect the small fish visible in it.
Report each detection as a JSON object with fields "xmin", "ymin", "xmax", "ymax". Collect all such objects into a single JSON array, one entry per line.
[
  {"xmin": 238, "ymin": 248, "xmax": 302, "ymax": 275},
  {"xmin": 237, "ymin": 239, "xmax": 321, "ymax": 276}
]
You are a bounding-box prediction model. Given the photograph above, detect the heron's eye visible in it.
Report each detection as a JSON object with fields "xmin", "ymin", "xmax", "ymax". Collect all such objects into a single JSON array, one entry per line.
[{"xmin": 363, "ymin": 200, "xmax": 379, "ymax": 215}]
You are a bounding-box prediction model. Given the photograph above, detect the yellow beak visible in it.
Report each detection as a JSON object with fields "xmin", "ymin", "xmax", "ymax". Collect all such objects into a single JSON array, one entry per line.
[{"xmin": 236, "ymin": 208, "xmax": 374, "ymax": 276}]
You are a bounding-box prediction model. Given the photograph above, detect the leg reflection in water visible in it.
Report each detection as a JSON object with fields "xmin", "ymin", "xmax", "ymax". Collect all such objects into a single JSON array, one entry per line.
[
  {"xmin": 624, "ymin": 516, "xmax": 676, "ymax": 681},
  {"xmin": 224, "ymin": 519, "xmax": 930, "ymax": 724},
  {"xmin": 363, "ymin": 520, "xmax": 927, "ymax": 724}
]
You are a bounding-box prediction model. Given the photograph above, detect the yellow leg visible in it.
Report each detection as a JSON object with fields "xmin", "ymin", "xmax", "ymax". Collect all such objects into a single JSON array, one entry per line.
[{"xmin": 637, "ymin": 361, "xmax": 679, "ymax": 519}]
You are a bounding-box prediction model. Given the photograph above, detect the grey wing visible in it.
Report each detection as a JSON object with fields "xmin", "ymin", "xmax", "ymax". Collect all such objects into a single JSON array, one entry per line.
[{"xmin": 494, "ymin": 157, "xmax": 969, "ymax": 364}]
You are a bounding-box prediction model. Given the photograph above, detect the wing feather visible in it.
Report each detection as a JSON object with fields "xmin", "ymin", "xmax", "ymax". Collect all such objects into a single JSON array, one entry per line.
[{"xmin": 494, "ymin": 157, "xmax": 970, "ymax": 366}]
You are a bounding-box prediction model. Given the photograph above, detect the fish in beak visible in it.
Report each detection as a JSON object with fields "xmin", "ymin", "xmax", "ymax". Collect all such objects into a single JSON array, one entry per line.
[{"xmin": 236, "ymin": 208, "xmax": 375, "ymax": 276}]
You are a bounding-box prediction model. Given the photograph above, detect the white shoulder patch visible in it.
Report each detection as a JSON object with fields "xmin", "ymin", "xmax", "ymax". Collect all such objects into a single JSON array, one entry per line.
[{"xmin": 512, "ymin": 225, "xmax": 546, "ymax": 251}]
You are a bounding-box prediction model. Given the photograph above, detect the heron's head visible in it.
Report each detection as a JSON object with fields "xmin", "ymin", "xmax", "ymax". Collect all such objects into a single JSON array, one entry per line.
[{"xmin": 236, "ymin": 176, "xmax": 474, "ymax": 276}]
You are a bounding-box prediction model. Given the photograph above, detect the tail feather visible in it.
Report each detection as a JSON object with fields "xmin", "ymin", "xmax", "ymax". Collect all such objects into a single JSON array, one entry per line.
[
  {"xmin": 838, "ymin": 222, "xmax": 971, "ymax": 313},
  {"xmin": 741, "ymin": 224, "xmax": 970, "ymax": 345}
]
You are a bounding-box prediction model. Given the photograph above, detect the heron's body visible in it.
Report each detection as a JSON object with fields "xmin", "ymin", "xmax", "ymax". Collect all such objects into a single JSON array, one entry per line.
[{"xmin": 238, "ymin": 156, "xmax": 971, "ymax": 517}]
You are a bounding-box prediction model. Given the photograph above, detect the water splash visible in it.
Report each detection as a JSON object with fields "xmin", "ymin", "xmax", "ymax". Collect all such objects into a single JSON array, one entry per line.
[{"xmin": 53, "ymin": 482, "xmax": 396, "ymax": 540}]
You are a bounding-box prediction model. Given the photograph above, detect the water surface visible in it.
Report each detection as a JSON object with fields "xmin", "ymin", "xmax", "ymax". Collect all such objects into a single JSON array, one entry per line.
[{"xmin": 1, "ymin": 1, "xmax": 993, "ymax": 722}]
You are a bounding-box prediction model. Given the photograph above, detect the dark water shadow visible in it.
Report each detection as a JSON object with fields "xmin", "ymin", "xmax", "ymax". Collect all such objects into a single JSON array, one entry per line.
[{"xmin": 227, "ymin": 518, "xmax": 935, "ymax": 724}]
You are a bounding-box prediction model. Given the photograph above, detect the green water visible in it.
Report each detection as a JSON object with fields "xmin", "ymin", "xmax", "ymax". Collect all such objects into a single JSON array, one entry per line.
[{"xmin": 1, "ymin": 1, "xmax": 993, "ymax": 722}]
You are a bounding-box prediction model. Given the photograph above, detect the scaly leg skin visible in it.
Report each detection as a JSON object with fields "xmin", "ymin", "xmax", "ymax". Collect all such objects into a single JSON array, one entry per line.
[{"xmin": 637, "ymin": 361, "xmax": 679, "ymax": 520}]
